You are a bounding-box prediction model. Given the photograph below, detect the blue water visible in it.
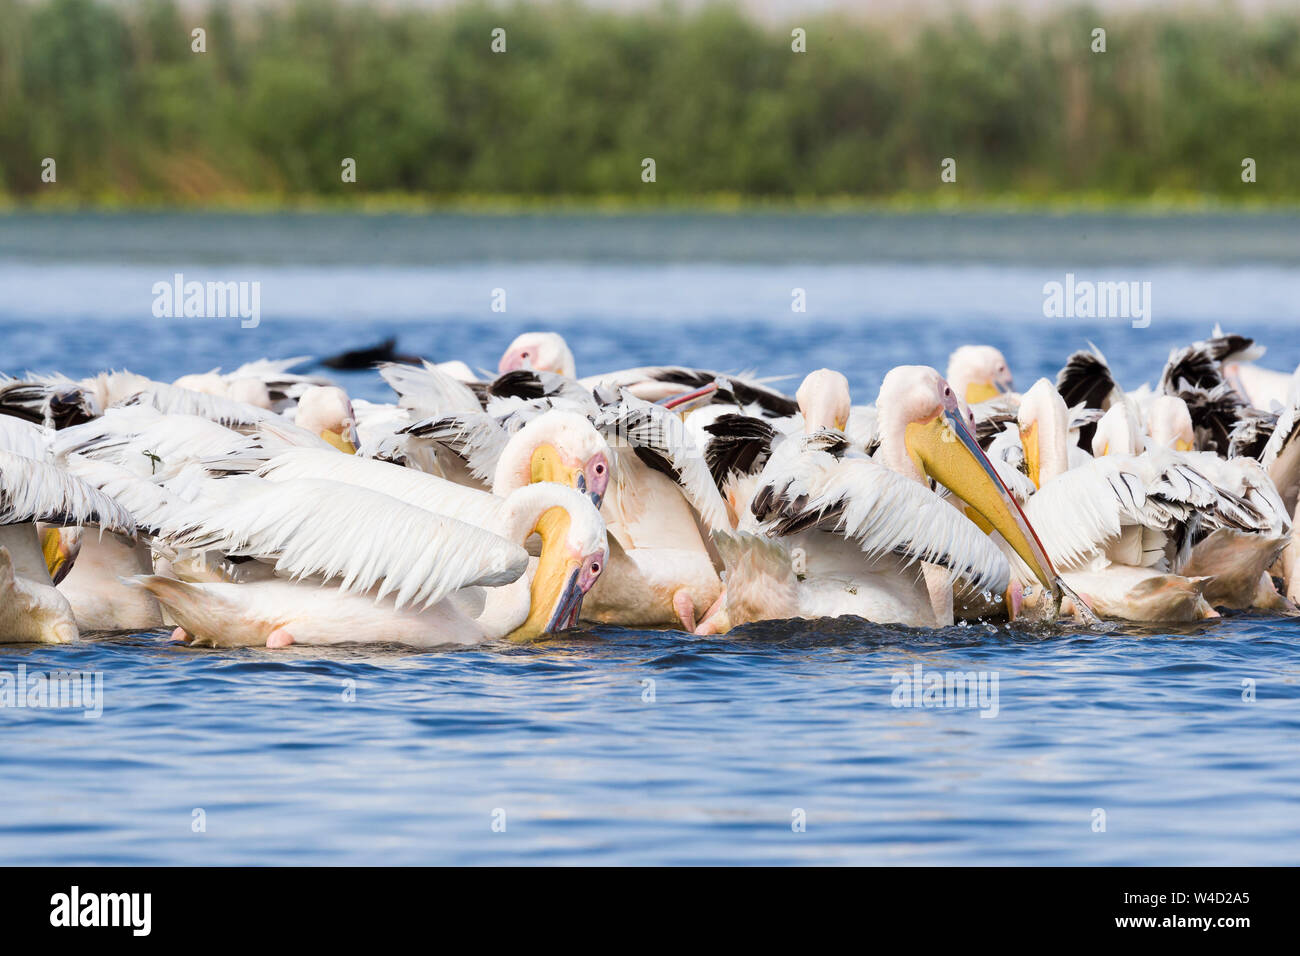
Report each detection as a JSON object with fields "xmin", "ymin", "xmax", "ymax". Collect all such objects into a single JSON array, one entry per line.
[{"xmin": 2, "ymin": 212, "xmax": 1299, "ymax": 864}]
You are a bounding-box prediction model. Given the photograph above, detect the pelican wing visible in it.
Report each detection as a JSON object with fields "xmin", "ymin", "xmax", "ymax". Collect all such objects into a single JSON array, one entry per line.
[
  {"xmin": 1183, "ymin": 451, "xmax": 1290, "ymax": 537},
  {"xmin": 1057, "ymin": 344, "xmax": 1119, "ymax": 411},
  {"xmin": 52, "ymin": 406, "xmax": 258, "ymax": 476},
  {"xmin": 0, "ymin": 450, "xmax": 135, "ymax": 534},
  {"xmin": 751, "ymin": 453, "xmax": 1010, "ymax": 594},
  {"xmin": 63, "ymin": 456, "xmax": 175, "ymax": 529},
  {"xmin": 595, "ymin": 401, "xmax": 731, "ymax": 534},
  {"xmin": 227, "ymin": 357, "xmax": 332, "ymax": 402},
  {"xmin": 1023, "ymin": 459, "xmax": 1156, "ymax": 568},
  {"xmin": 0, "ymin": 373, "xmax": 101, "ymax": 428},
  {"xmin": 582, "ymin": 366, "xmax": 798, "ymax": 418},
  {"xmin": 487, "ymin": 369, "xmax": 593, "ymax": 407},
  {"xmin": 1160, "ymin": 329, "xmax": 1261, "ymax": 395},
  {"xmin": 400, "ymin": 412, "xmax": 511, "ymax": 483},
  {"xmin": 0, "ymin": 415, "xmax": 53, "ymax": 460},
  {"xmin": 155, "ymin": 477, "xmax": 526, "ymax": 609},
  {"xmin": 701, "ymin": 413, "xmax": 777, "ymax": 489},
  {"xmin": 252, "ymin": 447, "xmax": 506, "ymax": 531},
  {"xmin": 380, "ymin": 361, "xmax": 483, "ymax": 416},
  {"xmin": 87, "ymin": 369, "xmax": 272, "ymax": 428}
]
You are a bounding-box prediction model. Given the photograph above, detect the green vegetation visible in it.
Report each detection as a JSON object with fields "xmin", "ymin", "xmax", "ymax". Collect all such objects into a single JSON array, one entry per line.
[{"xmin": 1, "ymin": 0, "xmax": 1298, "ymax": 208}]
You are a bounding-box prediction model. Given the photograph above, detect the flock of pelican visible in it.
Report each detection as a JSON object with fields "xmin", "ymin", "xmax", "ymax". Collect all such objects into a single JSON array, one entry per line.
[{"xmin": 3, "ymin": 325, "xmax": 1299, "ymax": 648}]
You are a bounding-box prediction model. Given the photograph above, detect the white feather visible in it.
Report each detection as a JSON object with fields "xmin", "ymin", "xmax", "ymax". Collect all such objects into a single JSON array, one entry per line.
[{"xmin": 147, "ymin": 476, "xmax": 526, "ymax": 610}]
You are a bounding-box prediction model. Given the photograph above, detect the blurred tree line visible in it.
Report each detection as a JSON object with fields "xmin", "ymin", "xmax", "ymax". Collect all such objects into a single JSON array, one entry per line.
[{"xmin": 1, "ymin": 0, "xmax": 1297, "ymax": 204}]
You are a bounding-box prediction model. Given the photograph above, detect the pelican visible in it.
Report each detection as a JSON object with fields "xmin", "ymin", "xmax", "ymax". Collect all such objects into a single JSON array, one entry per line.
[
  {"xmin": 127, "ymin": 478, "xmax": 606, "ymax": 647},
  {"xmin": 695, "ymin": 366, "xmax": 1060, "ymax": 633},
  {"xmin": 946, "ymin": 345, "xmax": 1015, "ymax": 405},
  {"xmin": 499, "ymin": 331, "xmax": 577, "ymax": 379},
  {"xmin": 372, "ymin": 363, "xmax": 731, "ymax": 630},
  {"xmin": 494, "ymin": 330, "xmax": 798, "ymax": 416},
  {"xmin": 286, "ymin": 385, "xmax": 359, "ymax": 453}
]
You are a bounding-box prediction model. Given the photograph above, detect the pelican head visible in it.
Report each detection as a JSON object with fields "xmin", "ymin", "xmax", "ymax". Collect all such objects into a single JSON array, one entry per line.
[
  {"xmin": 492, "ymin": 410, "xmax": 611, "ymax": 507},
  {"xmin": 946, "ymin": 345, "xmax": 1014, "ymax": 405},
  {"xmin": 504, "ymin": 484, "xmax": 607, "ymax": 642},
  {"xmin": 1092, "ymin": 401, "xmax": 1145, "ymax": 457},
  {"xmin": 796, "ymin": 368, "xmax": 851, "ymax": 433},
  {"xmin": 296, "ymin": 386, "xmax": 359, "ymax": 453},
  {"xmin": 1017, "ymin": 378, "xmax": 1070, "ymax": 488},
  {"xmin": 877, "ymin": 365, "xmax": 1057, "ymax": 596},
  {"xmin": 498, "ymin": 332, "xmax": 577, "ymax": 379},
  {"xmin": 228, "ymin": 377, "xmax": 273, "ymax": 410},
  {"xmin": 40, "ymin": 526, "xmax": 83, "ymax": 585},
  {"xmin": 1147, "ymin": 395, "xmax": 1195, "ymax": 451}
]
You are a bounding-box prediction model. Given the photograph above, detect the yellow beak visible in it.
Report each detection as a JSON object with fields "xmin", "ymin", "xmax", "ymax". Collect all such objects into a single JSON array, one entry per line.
[
  {"xmin": 905, "ymin": 409, "xmax": 1057, "ymax": 596},
  {"xmin": 505, "ymin": 506, "xmax": 584, "ymax": 643},
  {"xmin": 964, "ymin": 381, "xmax": 1001, "ymax": 405},
  {"xmin": 530, "ymin": 441, "xmax": 582, "ymax": 488},
  {"xmin": 321, "ymin": 429, "xmax": 357, "ymax": 454},
  {"xmin": 41, "ymin": 528, "xmax": 75, "ymax": 585},
  {"xmin": 1020, "ymin": 420, "xmax": 1041, "ymax": 489}
]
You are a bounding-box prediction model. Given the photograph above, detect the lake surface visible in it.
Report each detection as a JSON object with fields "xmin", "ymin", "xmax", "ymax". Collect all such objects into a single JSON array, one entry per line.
[{"xmin": 1, "ymin": 210, "xmax": 1298, "ymax": 864}]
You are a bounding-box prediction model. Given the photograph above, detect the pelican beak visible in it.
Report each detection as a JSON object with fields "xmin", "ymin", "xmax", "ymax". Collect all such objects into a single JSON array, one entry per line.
[
  {"xmin": 545, "ymin": 566, "xmax": 586, "ymax": 633},
  {"xmin": 530, "ymin": 442, "xmax": 601, "ymax": 505},
  {"xmin": 321, "ymin": 426, "xmax": 358, "ymax": 454},
  {"xmin": 41, "ymin": 527, "xmax": 79, "ymax": 586},
  {"xmin": 964, "ymin": 381, "xmax": 1001, "ymax": 405},
  {"xmin": 659, "ymin": 381, "xmax": 719, "ymax": 413},
  {"xmin": 505, "ymin": 506, "xmax": 586, "ymax": 643},
  {"xmin": 906, "ymin": 406, "xmax": 1058, "ymax": 597},
  {"xmin": 1020, "ymin": 419, "xmax": 1041, "ymax": 488}
]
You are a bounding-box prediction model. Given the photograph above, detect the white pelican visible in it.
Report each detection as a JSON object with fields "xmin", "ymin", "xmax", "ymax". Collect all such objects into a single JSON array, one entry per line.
[
  {"xmin": 494, "ymin": 330, "xmax": 799, "ymax": 416},
  {"xmin": 127, "ymin": 478, "xmax": 606, "ymax": 647},
  {"xmin": 946, "ymin": 345, "xmax": 1015, "ymax": 405},
  {"xmin": 499, "ymin": 331, "xmax": 577, "ymax": 379},
  {"xmin": 695, "ymin": 366, "xmax": 1060, "ymax": 633},
  {"xmin": 398, "ymin": 387, "xmax": 731, "ymax": 630},
  {"xmin": 368, "ymin": 365, "xmax": 731, "ymax": 630},
  {"xmin": 285, "ymin": 385, "xmax": 359, "ymax": 453}
]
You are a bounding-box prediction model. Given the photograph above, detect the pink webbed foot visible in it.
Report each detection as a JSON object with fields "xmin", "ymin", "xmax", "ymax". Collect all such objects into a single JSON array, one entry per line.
[
  {"xmin": 672, "ymin": 590, "xmax": 697, "ymax": 633},
  {"xmin": 266, "ymin": 627, "xmax": 296, "ymax": 649},
  {"xmin": 170, "ymin": 626, "xmax": 192, "ymax": 643}
]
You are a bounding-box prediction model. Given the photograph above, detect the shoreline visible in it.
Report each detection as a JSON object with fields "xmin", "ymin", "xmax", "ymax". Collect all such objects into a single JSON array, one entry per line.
[{"xmin": 4, "ymin": 194, "xmax": 1300, "ymax": 217}]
